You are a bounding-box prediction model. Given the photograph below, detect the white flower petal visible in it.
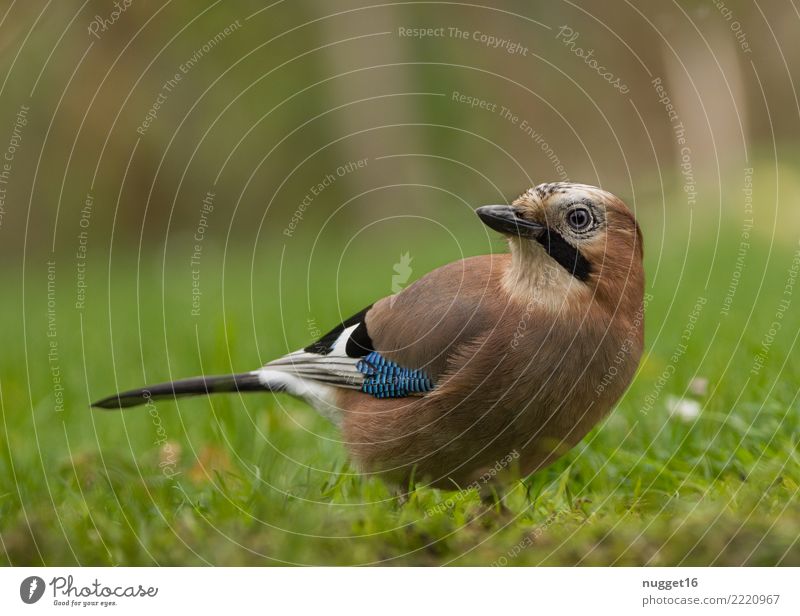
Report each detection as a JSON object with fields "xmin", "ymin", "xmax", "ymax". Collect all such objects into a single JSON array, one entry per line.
[{"xmin": 666, "ymin": 395, "xmax": 701, "ymax": 421}]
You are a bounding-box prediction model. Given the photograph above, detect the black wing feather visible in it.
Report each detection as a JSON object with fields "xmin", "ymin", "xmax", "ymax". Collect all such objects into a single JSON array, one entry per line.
[{"xmin": 304, "ymin": 304, "xmax": 374, "ymax": 357}]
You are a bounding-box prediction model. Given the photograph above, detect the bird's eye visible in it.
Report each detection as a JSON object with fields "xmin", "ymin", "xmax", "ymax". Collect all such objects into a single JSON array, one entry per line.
[{"xmin": 566, "ymin": 207, "xmax": 592, "ymax": 232}]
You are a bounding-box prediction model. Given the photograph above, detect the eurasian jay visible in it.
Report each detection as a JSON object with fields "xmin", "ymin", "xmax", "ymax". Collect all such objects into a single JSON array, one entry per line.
[{"xmin": 94, "ymin": 182, "xmax": 645, "ymax": 488}]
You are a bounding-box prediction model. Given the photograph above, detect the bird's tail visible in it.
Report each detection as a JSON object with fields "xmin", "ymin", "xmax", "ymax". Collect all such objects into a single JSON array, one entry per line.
[{"xmin": 91, "ymin": 372, "xmax": 274, "ymax": 409}]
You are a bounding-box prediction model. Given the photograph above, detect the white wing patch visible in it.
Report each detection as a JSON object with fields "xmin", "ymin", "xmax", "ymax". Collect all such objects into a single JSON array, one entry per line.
[
  {"xmin": 330, "ymin": 323, "xmax": 359, "ymax": 356},
  {"xmin": 265, "ymin": 351, "xmax": 363, "ymax": 385},
  {"xmin": 264, "ymin": 324, "xmax": 365, "ymax": 389},
  {"xmin": 257, "ymin": 325, "xmax": 369, "ymax": 425}
]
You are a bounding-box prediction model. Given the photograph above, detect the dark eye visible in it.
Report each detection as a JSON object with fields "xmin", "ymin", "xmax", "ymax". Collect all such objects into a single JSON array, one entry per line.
[{"xmin": 567, "ymin": 207, "xmax": 592, "ymax": 231}]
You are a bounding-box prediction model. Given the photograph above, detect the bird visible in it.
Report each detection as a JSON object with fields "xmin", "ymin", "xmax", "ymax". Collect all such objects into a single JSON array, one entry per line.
[{"xmin": 93, "ymin": 181, "xmax": 645, "ymax": 489}]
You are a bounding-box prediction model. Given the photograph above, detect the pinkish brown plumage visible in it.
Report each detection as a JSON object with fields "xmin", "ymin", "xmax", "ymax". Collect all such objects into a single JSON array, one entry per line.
[{"xmin": 94, "ymin": 182, "xmax": 645, "ymax": 489}]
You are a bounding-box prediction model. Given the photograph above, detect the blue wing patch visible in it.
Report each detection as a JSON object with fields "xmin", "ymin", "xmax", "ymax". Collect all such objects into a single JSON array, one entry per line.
[{"xmin": 356, "ymin": 352, "xmax": 435, "ymax": 398}]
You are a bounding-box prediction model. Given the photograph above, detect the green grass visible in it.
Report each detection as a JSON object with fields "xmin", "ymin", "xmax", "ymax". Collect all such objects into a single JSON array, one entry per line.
[{"xmin": 2, "ymin": 213, "xmax": 799, "ymax": 566}]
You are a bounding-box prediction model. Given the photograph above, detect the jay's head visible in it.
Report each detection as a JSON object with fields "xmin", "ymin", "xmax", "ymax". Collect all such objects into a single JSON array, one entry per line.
[{"xmin": 477, "ymin": 182, "xmax": 643, "ymax": 305}]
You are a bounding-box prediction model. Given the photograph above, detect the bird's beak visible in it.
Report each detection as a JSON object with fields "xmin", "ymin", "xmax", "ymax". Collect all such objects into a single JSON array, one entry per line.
[{"xmin": 476, "ymin": 205, "xmax": 545, "ymax": 239}]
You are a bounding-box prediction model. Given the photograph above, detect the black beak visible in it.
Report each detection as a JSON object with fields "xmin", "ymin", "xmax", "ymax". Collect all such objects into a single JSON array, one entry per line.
[{"xmin": 476, "ymin": 205, "xmax": 544, "ymax": 239}]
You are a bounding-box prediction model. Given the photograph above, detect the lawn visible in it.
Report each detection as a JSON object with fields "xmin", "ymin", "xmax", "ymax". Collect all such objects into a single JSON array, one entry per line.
[{"xmin": 1, "ymin": 206, "xmax": 799, "ymax": 566}]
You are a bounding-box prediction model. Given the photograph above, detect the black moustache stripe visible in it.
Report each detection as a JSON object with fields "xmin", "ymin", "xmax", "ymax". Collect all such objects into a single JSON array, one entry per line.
[{"xmin": 537, "ymin": 230, "xmax": 592, "ymax": 281}]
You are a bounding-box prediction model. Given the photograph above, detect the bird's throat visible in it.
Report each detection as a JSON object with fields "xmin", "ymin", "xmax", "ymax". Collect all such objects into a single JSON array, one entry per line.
[{"xmin": 502, "ymin": 239, "xmax": 589, "ymax": 307}]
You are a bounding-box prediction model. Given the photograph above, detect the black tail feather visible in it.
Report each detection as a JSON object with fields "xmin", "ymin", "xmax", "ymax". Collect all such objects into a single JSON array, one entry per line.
[{"xmin": 91, "ymin": 372, "xmax": 272, "ymax": 409}]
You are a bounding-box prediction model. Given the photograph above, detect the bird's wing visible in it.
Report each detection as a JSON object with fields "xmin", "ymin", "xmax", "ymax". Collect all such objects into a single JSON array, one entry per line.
[{"xmin": 264, "ymin": 254, "xmax": 510, "ymax": 399}]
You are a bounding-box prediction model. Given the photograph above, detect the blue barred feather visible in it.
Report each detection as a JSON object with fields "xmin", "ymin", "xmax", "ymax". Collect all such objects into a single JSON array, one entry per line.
[{"xmin": 356, "ymin": 352, "xmax": 435, "ymax": 398}]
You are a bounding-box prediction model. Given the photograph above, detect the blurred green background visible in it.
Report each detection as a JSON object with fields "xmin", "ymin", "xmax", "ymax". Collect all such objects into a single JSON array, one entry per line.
[{"xmin": 1, "ymin": 1, "xmax": 799, "ymax": 565}]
